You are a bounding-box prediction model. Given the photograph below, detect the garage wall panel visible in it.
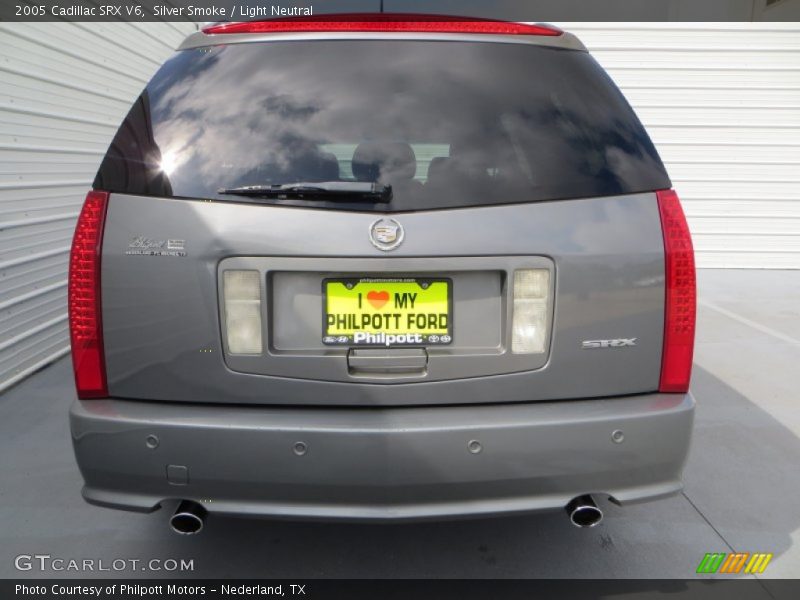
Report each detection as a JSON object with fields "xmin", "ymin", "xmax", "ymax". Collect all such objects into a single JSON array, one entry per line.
[
  {"xmin": 568, "ymin": 22, "xmax": 800, "ymax": 269},
  {"xmin": 0, "ymin": 22, "xmax": 196, "ymax": 392}
]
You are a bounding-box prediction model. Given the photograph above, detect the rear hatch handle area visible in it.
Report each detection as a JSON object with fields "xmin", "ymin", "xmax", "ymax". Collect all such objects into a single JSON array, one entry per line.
[{"xmin": 347, "ymin": 348, "xmax": 428, "ymax": 378}]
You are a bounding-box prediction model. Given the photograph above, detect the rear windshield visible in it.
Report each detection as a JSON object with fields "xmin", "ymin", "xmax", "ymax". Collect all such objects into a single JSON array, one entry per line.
[{"xmin": 95, "ymin": 40, "xmax": 670, "ymax": 212}]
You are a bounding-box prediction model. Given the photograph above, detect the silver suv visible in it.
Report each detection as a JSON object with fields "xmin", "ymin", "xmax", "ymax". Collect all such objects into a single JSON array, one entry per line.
[{"xmin": 68, "ymin": 15, "xmax": 696, "ymax": 534}]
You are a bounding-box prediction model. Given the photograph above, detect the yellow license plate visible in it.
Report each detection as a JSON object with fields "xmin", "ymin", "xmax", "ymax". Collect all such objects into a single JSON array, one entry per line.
[{"xmin": 323, "ymin": 278, "xmax": 452, "ymax": 346}]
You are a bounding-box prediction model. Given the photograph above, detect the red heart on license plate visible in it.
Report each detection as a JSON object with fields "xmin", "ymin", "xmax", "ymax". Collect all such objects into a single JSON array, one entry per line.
[{"xmin": 367, "ymin": 290, "xmax": 390, "ymax": 309}]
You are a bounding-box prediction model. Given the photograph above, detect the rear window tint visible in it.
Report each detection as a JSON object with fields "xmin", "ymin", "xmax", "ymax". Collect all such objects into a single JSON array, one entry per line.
[{"xmin": 95, "ymin": 40, "xmax": 670, "ymax": 212}]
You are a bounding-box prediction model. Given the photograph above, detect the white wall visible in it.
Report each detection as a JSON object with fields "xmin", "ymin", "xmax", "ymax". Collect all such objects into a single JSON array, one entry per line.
[
  {"xmin": 0, "ymin": 22, "xmax": 197, "ymax": 392},
  {"xmin": 567, "ymin": 22, "xmax": 800, "ymax": 269}
]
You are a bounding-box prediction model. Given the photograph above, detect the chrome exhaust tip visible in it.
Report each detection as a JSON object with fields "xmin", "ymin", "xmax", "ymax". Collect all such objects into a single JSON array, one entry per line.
[
  {"xmin": 169, "ymin": 500, "xmax": 206, "ymax": 535},
  {"xmin": 566, "ymin": 494, "xmax": 603, "ymax": 528}
]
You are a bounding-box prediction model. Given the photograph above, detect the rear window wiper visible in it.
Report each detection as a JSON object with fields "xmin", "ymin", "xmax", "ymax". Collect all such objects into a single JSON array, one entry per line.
[{"xmin": 217, "ymin": 181, "xmax": 392, "ymax": 203}]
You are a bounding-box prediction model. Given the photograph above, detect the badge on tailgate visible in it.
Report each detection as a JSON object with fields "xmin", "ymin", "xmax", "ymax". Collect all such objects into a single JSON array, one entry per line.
[{"xmin": 323, "ymin": 278, "xmax": 452, "ymax": 346}]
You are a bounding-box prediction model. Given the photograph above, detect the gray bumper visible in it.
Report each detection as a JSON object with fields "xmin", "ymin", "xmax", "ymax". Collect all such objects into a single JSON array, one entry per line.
[{"xmin": 70, "ymin": 393, "xmax": 694, "ymax": 521}]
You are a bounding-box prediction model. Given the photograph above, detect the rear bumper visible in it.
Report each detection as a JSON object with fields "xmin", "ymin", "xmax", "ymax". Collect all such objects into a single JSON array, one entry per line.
[{"xmin": 70, "ymin": 393, "xmax": 694, "ymax": 521}]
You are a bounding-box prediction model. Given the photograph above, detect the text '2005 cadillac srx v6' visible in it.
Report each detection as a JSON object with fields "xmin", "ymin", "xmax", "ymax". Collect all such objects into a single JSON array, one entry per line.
[{"xmin": 68, "ymin": 15, "xmax": 696, "ymax": 534}]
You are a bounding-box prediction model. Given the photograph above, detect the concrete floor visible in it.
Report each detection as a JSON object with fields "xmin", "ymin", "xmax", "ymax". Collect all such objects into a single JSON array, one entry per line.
[{"xmin": 1, "ymin": 269, "xmax": 799, "ymax": 586}]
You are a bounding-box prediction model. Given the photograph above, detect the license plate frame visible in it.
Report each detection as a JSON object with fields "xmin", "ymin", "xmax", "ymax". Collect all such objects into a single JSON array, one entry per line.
[{"xmin": 322, "ymin": 277, "xmax": 453, "ymax": 347}]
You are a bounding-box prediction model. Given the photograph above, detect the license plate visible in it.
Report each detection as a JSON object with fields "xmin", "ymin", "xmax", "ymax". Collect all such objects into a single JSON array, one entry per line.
[{"xmin": 323, "ymin": 277, "xmax": 452, "ymax": 346}]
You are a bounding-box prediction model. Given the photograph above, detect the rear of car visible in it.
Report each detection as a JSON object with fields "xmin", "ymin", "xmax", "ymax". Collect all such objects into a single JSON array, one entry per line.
[{"xmin": 68, "ymin": 16, "xmax": 696, "ymax": 528}]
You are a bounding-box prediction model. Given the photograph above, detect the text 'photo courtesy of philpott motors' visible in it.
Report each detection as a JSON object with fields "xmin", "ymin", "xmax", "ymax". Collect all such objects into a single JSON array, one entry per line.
[{"xmin": 323, "ymin": 278, "xmax": 452, "ymax": 346}]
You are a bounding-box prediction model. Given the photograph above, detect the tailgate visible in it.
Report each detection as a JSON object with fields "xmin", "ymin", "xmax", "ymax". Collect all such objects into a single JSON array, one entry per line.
[{"xmin": 100, "ymin": 192, "xmax": 665, "ymax": 406}]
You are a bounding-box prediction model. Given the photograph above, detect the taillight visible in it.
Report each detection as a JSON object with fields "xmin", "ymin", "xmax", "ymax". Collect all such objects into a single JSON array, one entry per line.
[
  {"xmin": 202, "ymin": 15, "xmax": 562, "ymax": 36},
  {"xmin": 68, "ymin": 190, "xmax": 109, "ymax": 399},
  {"xmin": 657, "ymin": 189, "xmax": 696, "ymax": 393}
]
